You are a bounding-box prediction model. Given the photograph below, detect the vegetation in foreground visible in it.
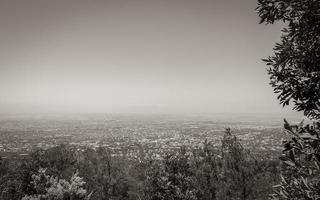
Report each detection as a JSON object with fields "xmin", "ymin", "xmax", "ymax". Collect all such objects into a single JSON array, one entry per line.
[
  {"xmin": 0, "ymin": 129, "xmax": 279, "ymax": 200},
  {"xmin": 257, "ymin": 0, "xmax": 320, "ymax": 199}
]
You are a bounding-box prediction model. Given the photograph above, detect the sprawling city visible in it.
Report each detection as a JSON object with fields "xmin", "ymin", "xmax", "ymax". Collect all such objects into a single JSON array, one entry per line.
[{"xmin": 0, "ymin": 113, "xmax": 300, "ymax": 159}]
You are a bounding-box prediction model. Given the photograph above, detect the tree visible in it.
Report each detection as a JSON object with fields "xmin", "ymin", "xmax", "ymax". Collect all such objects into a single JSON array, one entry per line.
[
  {"xmin": 218, "ymin": 129, "xmax": 271, "ymax": 200},
  {"xmin": 0, "ymin": 160, "xmax": 37, "ymax": 200},
  {"xmin": 257, "ymin": 0, "xmax": 320, "ymax": 119},
  {"xmin": 270, "ymin": 120, "xmax": 320, "ymax": 199},
  {"xmin": 22, "ymin": 168, "xmax": 92, "ymax": 200},
  {"xmin": 144, "ymin": 147, "xmax": 197, "ymax": 200},
  {"xmin": 76, "ymin": 147, "xmax": 133, "ymax": 200},
  {"xmin": 257, "ymin": 0, "xmax": 320, "ymax": 198},
  {"xmin": 191, "ymin": 140, "xmax": 221, "ymax": 200},
  {"xmin": 30, "ymin": 144, "xmax": 77, "ymax": 178}
]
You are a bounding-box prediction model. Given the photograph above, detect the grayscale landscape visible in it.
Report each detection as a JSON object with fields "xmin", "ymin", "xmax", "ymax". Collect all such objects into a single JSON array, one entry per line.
[{"xmin": 0, "ymin": 0, "xmax": 319, "ymax": 200}]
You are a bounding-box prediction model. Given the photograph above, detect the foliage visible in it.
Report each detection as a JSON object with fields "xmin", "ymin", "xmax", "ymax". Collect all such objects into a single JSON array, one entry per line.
[
  {"xmin": 0, "ymin": 132, "xmax": 280, "ymax": 200},
  {"xmin": 144, "ymin": 148, "xmax": 197, "ymax": 200},
  {"xmin": 219, "ymin": 128, "xmax": 258, "ymax": 200},
  {"xmin": 257, "ymin": 0, "xmax": 320, "ymax": 199},
  {"xmin": 0, "ymin": 160, "xmax": 37, "ymax": 200},
  {"xmin": 190, "ymin": 140, "xmax": 221, "ymax": 200},
  {"xmin": 144, "ymin": 129, "xmax": 279, "ymax": 200},
  {"xmin": 0, "ymin": 156, "xmax": 8, "ymax": 177},
  {"xmin": 76, "ymin": 147, "xmax": 136, "ymax": 200},
  {"xmin": 218, "ymin": 128, "xmax": 277, "ymax": 200},
  {"xmin": 269, "ymin": 120, "xmax": 320, "ymax": 199},
  {"xmin": 256, "ymin": 0, "xmax": 320, "ymax": 119},
  {"xmin": 22, "ymin": 168, "xmax": 92, "ymax": 200},
  {"xmin": 30, "ymin": 144, "xmax": 77, "ymax": 178}
]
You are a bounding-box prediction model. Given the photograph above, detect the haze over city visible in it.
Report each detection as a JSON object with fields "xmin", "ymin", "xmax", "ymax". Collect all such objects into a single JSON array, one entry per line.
[{"xmin": 0, "ymin": 0, "xmax": 299, "ymax": 116}]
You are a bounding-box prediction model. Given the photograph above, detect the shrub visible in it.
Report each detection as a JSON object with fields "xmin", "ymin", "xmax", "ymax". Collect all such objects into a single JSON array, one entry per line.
[{"xmin": 22, "ymin": 168, "xmax": 92, "ymax": 200}]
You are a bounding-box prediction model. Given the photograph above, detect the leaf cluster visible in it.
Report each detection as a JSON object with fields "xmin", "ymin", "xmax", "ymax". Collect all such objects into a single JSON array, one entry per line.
[
  {"xmin": 271, "ymin": 120, "xmax": 320, "ymax": 199},
  {"xmin": 257, "ymin": 0, "xmax": 320, "ymax": 119}
]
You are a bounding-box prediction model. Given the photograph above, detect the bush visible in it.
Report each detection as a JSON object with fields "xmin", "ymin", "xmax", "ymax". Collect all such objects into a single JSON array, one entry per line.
[
  {"xmin": 22, "ymin": 168, "xmax": 92, "ymax": 200},
  {"xmin": 257, "ymin": 0, "xmax": 320, "ymax": 198}
]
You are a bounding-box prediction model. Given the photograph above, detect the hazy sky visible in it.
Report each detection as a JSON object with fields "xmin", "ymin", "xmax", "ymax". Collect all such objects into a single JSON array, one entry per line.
[{"xmin": 0, "ymin": 0, "xmax": 298, "ymax": 115}]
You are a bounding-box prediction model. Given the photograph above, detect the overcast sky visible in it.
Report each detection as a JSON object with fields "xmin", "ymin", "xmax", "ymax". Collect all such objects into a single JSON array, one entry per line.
[{"xmin": 0, "ymin": 0, "xmax": 300, "ymax": 115}]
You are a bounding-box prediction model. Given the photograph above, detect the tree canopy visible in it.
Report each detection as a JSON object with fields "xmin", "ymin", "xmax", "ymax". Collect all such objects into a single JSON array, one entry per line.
[
  {"xmin": 257, "ymin": 0, "xmax": 320, "ymax": 199},
  {"xmin": 257, "ymin": 0, "xmax": 320, "ymax": 119}
]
